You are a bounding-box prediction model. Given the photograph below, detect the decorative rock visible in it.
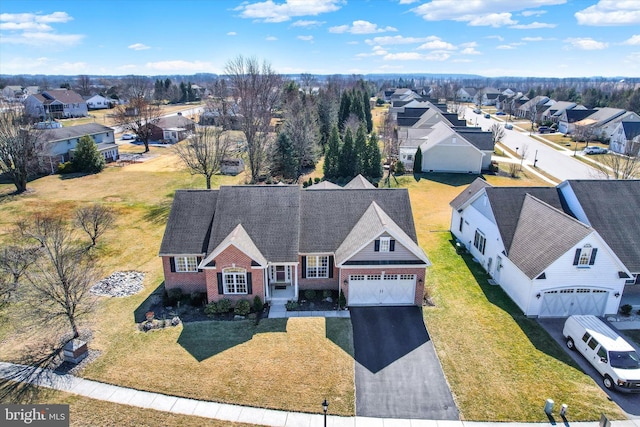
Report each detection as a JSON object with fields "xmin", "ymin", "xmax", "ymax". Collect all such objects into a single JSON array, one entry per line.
[{"xmin": 90, "ymin": 271, "xmax": 145, "ymax": 297}]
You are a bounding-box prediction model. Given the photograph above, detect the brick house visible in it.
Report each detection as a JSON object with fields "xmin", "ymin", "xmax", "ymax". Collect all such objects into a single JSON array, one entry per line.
[{"xmin": 159, "ymin": 183, "xmax": 430, "ymax": 306}]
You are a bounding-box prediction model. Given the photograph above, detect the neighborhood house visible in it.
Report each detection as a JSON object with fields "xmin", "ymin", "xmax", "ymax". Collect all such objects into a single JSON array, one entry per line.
[
  {"xmin": 450, "ymin": 178, "xmax": 640, "ymax": 318},
  {"xmin": 159, "ymin": 184, "xmax": 431, "ymax": 307},
  {"xmin": 23, "ymin": 89, "xmax": 88, "ymax": 119}
]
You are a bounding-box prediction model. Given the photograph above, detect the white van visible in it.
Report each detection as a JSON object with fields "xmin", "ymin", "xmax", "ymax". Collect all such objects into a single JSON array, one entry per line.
[{"xmin": 563, "ymin": 315, "xmax": 640, "ymax": 392}]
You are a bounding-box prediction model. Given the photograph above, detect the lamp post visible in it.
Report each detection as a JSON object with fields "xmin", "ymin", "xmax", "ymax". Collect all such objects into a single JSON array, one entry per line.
[{"xmin": 322, "ymin": 399, "xmax": 329, "ymax": 427}]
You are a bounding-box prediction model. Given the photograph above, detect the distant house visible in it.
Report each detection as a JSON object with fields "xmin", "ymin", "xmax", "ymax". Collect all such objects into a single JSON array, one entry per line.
[
  {"xmin": 574, "ymin": 108, "xmax": 640, "ymax": 143},
  {"xmin": 23, "ymin": 89, "xmax": 88, "ymax": 119},
  {"xmin": 39, "ymin": 123, "xmax": 118, "ymax": 172},
  {"xmin": 456, "ymin": 87, "xmax": 477, "ymax": 103},
  {"xmin": 220, "ymin": 157, "xmax": 245, "ymax": 175},
  {"xmin": 610, "ymin": 121, "xmax": 640, "ymax": 155},
  {"xmin": 147, "ymin": 114, "xmax": 196, "ymax": 143},
  {"xmin": 557, "ymin": 108, "xmax": 596, "ymax": 134},
  {"xmin": 516, "ymin": 96, "xmax": 552, "ymax": 121},
  {"xmin": 85, "ymin": 94, "xmax": 115, "ymax": 110},
  {"xmin": 1, "ymin": 85, "xmax": 23, "ymax": 101},
  {"xmin": 540, "ymin": 101, "xmax": 577, "ymax": 123}
]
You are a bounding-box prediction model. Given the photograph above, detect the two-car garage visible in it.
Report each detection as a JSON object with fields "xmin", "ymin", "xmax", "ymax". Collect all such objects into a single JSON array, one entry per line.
[
  {"xmin": 538, "ymin": 288, "xmax": 609, "ymax": 317},
  {"xmin": 347, "ymin": 274, "xmax": 416, "ymax": 305}
]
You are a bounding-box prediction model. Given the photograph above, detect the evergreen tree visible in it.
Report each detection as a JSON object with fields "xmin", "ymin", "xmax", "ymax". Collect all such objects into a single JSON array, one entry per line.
[
  {"xmin": 338, "ymin": 128, "xmax": 355, "ymax": 178},
  {"xmin": 413, "ymin": 147, "xmax": 422, "ymax": 174},
  {"xmin": 366, "ymin": 133, "xmax": 383, "ymax": 179},
  {"xmin": 179, "ymin": 82, "xmax": 187, "ymax": 103},
  {"xmin": 73, "ymin": 135, "xmax": 105, "ymax": 174},
  {"xmin": 353, "ymin": 124, "xmax": 368, "ymax": 176},
  {"xmin": 323, "ymin": 126, "xmax": 341, "ymax": 179},
  {"xmin": 338, "ymin": 91, "xmax": 351, "ymax": 132},
  {"xmin": 271, "ymin": 132, "xmax": 298, "ymax": 180},
  {"xmin": 362, "ymin": 90, "xmax": 373, "ymax": 133},
  {"xmin": 394, "ymin": 159, "xmax": 406, "ymax": 175},
  {"xmin": 349, "ymin": 92, "xmax": 365, "ymax": 126}
]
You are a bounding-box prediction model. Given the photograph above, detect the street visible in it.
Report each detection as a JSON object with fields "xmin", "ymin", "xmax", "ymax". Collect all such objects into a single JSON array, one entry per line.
[{"xmin": 463, "ymin": 107, "xmax": 601, "ymax": 181}]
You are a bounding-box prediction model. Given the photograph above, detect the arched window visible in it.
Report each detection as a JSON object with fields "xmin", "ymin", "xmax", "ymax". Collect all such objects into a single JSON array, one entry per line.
[{"xmin": 223, "ymin": 267, "xmax": 247, "ymax": 294}]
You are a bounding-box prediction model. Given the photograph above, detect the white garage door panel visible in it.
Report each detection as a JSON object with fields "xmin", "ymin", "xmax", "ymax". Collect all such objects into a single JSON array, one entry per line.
[
  {"xmin": 539, "ymin": 288, "xmax": 608, "ymax": 317},
  {"xmin": 349, "ymin": 274, "xmax": 415, "ymax": 305}
]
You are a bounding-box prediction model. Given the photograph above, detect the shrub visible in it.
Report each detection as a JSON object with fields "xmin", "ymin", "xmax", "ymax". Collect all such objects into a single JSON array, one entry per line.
[
  {"xmin": 620, "ymin": 304, "xmax": 633, "ymax": 316},
  {"xmin": 216, "ymin": 298, "xmax": 232, "ymax": 314},
  {"xmin": 253, "ymin": 295, "xmax": 264, "ymax": 313},
  {"xmin": 304, "ymin": 289, "xmax": 317, "ymax": 300},
  {"xmin": 314, "ymin": 177, "xmax": 321, "ymax": 183},
  {"xmin": 234, "ymin": 299, "xmax": 251, "ymax": 316},
  {"xmin": 285, "ymin": 300, "xmax": 298, "ymax": 311},
  {"xmin": 204, "ymin": 301, "xmax": 218, "ymax": 317},
  {"xmin": 57, "ymin": 161, "xmax": 77, "ymax": 174},
  {"xmin": 166, "ymin": 288, "xmax": 183, "ymax": 306},
  {"xmin": 190, "ymin": 292, "xmax": 207, "ymax": 307},
  {"xmin": 394, "ymin": 160, "xmax": 406, "ymax": 175},
  {"xmin": 339, "ymin": 291, "xmax": 346, "ymax": 309},
  {"xmin": 322, "ymin": 290, "xmax": 332, "ymax": 299}
]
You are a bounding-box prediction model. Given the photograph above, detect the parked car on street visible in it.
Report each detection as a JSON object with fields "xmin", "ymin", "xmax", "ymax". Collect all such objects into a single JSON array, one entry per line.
[
  {"xmin": 496, "ymin": 111, "xmax": 506, "ymax": 116},
  {"xmin": 473, "ymin": 108, "xmax": 481, "ymax": 114},
  {"xmin": 504, "ymin": 123, "xmax": 513, "ymax": 130},
  {"xmin": 484, "ymin": 113, "xmax": 490, "ymax": 119},
  {"xmin": 584, "ymin": 146, "xmax": 608, "ymax": 155},
  {"xmin": 538, "ymin": 126, "xmax": 551, "ymax": 133},
  {"xmin": 122, "ymin": 133, "xmax": 135, "ymax": 140}
]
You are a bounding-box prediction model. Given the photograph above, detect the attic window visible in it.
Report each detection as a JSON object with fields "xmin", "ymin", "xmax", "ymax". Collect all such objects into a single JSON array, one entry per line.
[
  {"xmin": 536, "ymin": 272, "xmax": 546, "ymax": 280},
  {"xmin": 573, "ymin": 244, "xmax": 597, "ymax": 267}
]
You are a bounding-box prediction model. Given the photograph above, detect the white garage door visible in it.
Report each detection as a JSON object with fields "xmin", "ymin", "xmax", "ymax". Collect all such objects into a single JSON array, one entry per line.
[
  {"xmin": 348, "ymin": 274, "xmax": 416, "ymax": 306},
  {"xmin": 539, "ymin": 288, "xmax": 608, "ymax": 317}
]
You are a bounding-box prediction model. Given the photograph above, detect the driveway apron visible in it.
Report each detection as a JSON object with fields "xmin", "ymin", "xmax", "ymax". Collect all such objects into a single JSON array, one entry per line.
[{"xmin": 350, "ymin": 306, "xmax": 459, "ymax": 420}]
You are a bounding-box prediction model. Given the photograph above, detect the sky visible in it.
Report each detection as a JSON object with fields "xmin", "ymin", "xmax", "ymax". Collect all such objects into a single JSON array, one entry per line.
[{"xmin": 1, "ymin": 0, "xmax": 639, "ymax": 78}]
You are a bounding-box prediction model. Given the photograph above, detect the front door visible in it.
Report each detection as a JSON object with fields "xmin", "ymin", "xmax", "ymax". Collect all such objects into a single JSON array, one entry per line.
[{"xmin": 276, "ymin": 265, "xmax": 286, "ymax": 282}]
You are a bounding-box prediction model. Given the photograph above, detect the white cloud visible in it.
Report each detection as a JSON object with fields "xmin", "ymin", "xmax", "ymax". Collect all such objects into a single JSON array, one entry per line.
[
  {"xmin": 564, "ymin": 37, "xmax": 608, "ymax": 50},
  {"xmin": 128, "ymin": 43, "xmax": 150, "ymax": 50},
  {"xmin": 497, "ymin": 45, "xmax": 516, "ymax": 50},
  {"xmin": 227, "ymin": 31, "xmax": 237, "ymax": 36},
  {"xmin": 486, "ymin": 35, "xmax": 504, "ymax": 42},
  {"xmin": 460, "ymin": 47, "xmax": 481, "ymax": 54},
  {"xmin": 298, "ymin": 35, "xmax": 314, "ymax": 41},
  {"xmin": 0, "ymin": 11, "xmax": 82, "ymax": 47},
  {"xmin": 329, "ymin": 20, "xmax": 397, "ymax": 34},
  {"xmin": 575, "ymin": 1, "xmax": 640, "ymax": 26},
  {"xmin": 417, "ymin": 37, "xmax": 456, "ymax": 50},
  {"xmin": 145, "ymin": 60, "xmax": 214, "ymax": 72},
  {"xmin": 235, "ymin": 0, "xmax": 343, "ymax": 23},
  {"xmin": 266, "ymin": 36, "xmax": 278, "ymax": 41},
  {"xmin": 459, "ymin": 41, "xmax": 478, "ymax": 48},
  {"xmin": 398, "ymin": 0, "xmax": 420, "ymax": 4},
  {"xmin": 1, "ymin": 31, "xmax": 84, "ymax": 47},
  {"xmin": 521, "ymin": 10, "xmax": 547, "ymax": 17},
  {"xmin": 411, "ymin": 0, "xmax": 566, "ymax": 22},
  {"xmin": 510, "ymin": 21, "xmax": 556, "ymax": 29},
  {"xmin": 382, "ymin": 51, "xmax": 450, "ymax": 61},
  {"xmin": 468, "ymin": 13, "xmax": 517, "ymax": 27},
  {"xmin": 366, "ymin": 35, "xmax": 438, "ymax": 46},
  {"xmin": 522, "ymin": 36, "xmax": 544, "ymax": 41},
  {"xmin": 291, "ymin": 19, "xmax": 324, "ymax": 27},
  {"xmin": 622, "ymin": 35, "xmax": 640, "ymax": 45}
]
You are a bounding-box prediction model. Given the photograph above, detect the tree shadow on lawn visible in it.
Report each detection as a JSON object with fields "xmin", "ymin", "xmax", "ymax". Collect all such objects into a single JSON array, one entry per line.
[
  {"xmin": 449, "ymin": 237, "xmax": 581, "ymax": 369},
  {"xmin": 412, "ymin": 172, "xmax": 482, "ymax": 187}
]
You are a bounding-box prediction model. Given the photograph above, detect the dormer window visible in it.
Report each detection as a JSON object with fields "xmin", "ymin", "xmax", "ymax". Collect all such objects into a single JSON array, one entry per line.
[{"xmin": 573, "ymin": 244, "xmax": 597, "ymax": 267}]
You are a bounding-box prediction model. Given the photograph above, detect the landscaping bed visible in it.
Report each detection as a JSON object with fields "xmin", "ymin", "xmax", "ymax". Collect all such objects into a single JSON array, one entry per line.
[{"xmin": 285, "ymin": 289, "xmax": 344, "ymax": 311}]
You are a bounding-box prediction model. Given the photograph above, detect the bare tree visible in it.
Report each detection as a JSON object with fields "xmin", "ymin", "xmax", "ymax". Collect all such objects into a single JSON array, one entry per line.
[
  {"xmin": 112, "ymin": 97, "xmax": 162, "ymax": 153},
  {"xmin": 0, "ymin": 108, "xmax": 41, "ymax": 193},
  {"xmin": 76, "ymin": 75, "xmax": 92, "ymax": 97},
  {"xmin": 75, "ymin": 205, "xmax": 115, "ymax": 247},
  {"xmin": 592, "ymin": 140, "xmax": 640, "ymax": 179},
  {"xmin": 490, "ymin": 123, "xmax": 505, "ymax": 143},
  {"xmin": 518, "ymin": 144, "xmax": 530, "ymax": 171},
  {"xmin": 0, "ymin": 244, "xmax": 39, "ymax": 303},
  {"xmin": 174, "ymin": 126, "xmax": 232, "ymax": 189},
  {"xmin": 380, "ymin": 109, "xmax": 398, "ymax": 160},
  {"xmin": 122, "ymin": 75, "xmax": 153, "ymax": 100},
  {"xmin": 19, "ymin": 214, "xmax": 98, "ymax": 339},
  {"xmin": 299, "ymin": 73, "xmax": 317, "ymax": 94},
  {"xmin": 225, "ymin": 56, "xmax": 282, "ymax": 183}
]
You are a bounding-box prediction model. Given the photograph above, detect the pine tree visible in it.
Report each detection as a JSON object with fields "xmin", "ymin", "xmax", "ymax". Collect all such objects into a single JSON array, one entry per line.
[
  {"xmin": 73, "ymin": 135, "xmax": 105, "ymax": 174},
  {"xmin": 363, "ymin": 90, "xmax": 373, "ymax": 133},
  {"xmin": 338, "ymin": 128, "xmax": 355, "ymax": 178},
  {"xmin": 413, "ymin": 147, "xmax": 423, "ymax": 174},
  {"xmin": 272, "ymin": 132, "xmax": 298, "ymax": 180},
  {"xmin": 338, "ymin": 91, "xmax": 351, "ymax": 132},
  {"xmin": 350, "ymin": 92, "xmax": 365, "ymax": 126},
  {"xmin": 366, "ymin": 133, "xmax": 383, "ymax": 179},
  {"xmin": 323, "ymin": 126, "xmax": 341, "ymax": 179},
  {"xmin": 353, "ymin": 124, "xmax": 368, "ymax": 176}
]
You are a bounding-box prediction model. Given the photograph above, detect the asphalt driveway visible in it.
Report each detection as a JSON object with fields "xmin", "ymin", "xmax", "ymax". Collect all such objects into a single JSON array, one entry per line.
[
  {"xmin": 349, "ymin": 306, "xmax": 459, "ymax": 420},
  {"xmin": 538, "ymin": 318, "xmax": 640, "ymax": 418}
]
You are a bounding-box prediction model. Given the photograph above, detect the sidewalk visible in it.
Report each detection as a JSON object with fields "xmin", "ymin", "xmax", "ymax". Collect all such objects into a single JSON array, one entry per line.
[
  {"xmin": 268, "ymin": 304, "xmax": 350, "ymax": 319},
  {"xmin": 0, "ymin": 362, "xmax": 637, "ymax": 427}
]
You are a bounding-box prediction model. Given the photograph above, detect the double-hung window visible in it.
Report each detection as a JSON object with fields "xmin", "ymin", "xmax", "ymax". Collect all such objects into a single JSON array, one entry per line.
[
  {"xmin": 306, "ymin": 256, "xmax": 328, "ymax": 278},
  {"xmin": 175, "ymin": 256, "xmax": 198, "ymax": 272},
  {"xmin": 223, "ymin": 267, "xmax": 247, "ymax": 294},
  {"xmin": 379, "ymin": 237, "xmax": 391, "ymax": 253},
  {"xmin": 474, "ymin": 230, "xmax": 486, "ymax": 255}
]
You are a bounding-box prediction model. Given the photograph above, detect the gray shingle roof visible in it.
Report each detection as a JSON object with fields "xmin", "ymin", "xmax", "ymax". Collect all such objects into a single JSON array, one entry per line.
[
  {"xmin": 41, "ymin": 123, "xmax": 114, "ymax": 143},
  {"xmin": 307, "ymin": 181, "xmax": 342, "ymax": 190},
  {"xmin": 622, "ymin": 121, "xmax": 640, "ymax": 140},
  {"xmin": 565, "ymin": 180, "xmax": 640, "ymax": 272},
  {"xmin": 299, "ymin": 188, "xmax": 418, "ymax": 253},
  {"xmin": 454, "ymin": 129, "xmax": 495, "ymax": 151},
  {"xmin": 509, "ymin": 195, "xmax": 592, "ymax": 279},
  {"xmin": 155, "ymin": 115, "xmax": 195, "ymax": 129},
  {"xmin": 485, "ymin": 187, "xmax": 563, "ymax": 253},
  {"xmin": 159, "ymin": 190, "xmax": 218, "ymax": 255},
  {"xmin": 207, "ymin": 185, "xmax": 301, "ymax": 263},
  {"xmin": 449, "ymin": 177, "xmax": 491, "ymax": 211},
  {"xmin": 344, "ymin": 174, "xmax": 375, "ymax": 189}
]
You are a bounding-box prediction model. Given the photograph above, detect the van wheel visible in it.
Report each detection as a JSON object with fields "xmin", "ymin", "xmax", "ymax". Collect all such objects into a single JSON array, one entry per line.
[
  {"xmin": 603, "ymin": 375, "xmax": 615, "ymax": 390},
  {"xmin": 566, "ymin": 337, "xmax": 575, "ymax": 351}
]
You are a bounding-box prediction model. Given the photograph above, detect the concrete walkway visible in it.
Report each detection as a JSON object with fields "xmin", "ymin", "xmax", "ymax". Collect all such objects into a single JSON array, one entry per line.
[
  {"xmin": 268, "ymin": 303, "xmax": 350, "ymax": 319},
  {"xmin": 0, "ymin": 362, "xmax": 638, "ymax": 427}
]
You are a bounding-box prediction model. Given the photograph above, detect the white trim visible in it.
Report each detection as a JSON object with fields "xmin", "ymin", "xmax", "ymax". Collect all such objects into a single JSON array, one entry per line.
[{"xmin": 336, "ymin": 229, "xmax": 430, "ymax": 267}]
